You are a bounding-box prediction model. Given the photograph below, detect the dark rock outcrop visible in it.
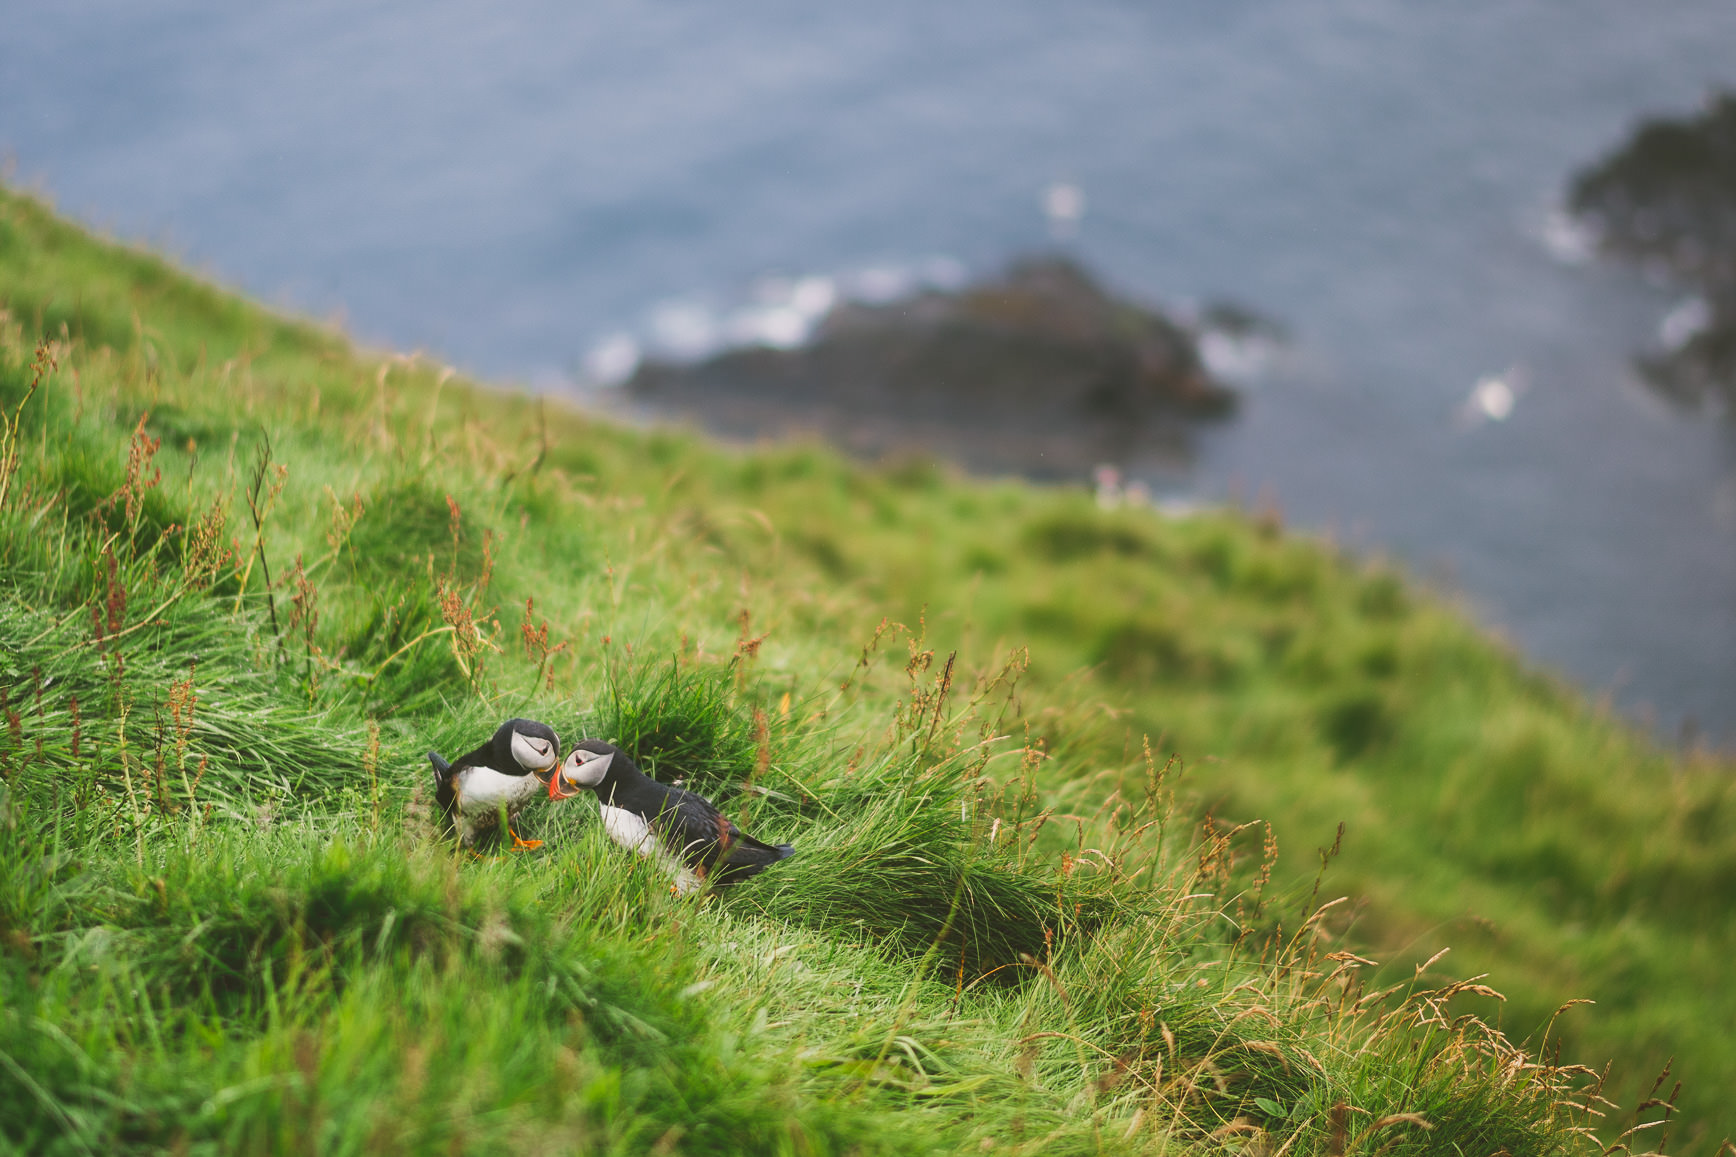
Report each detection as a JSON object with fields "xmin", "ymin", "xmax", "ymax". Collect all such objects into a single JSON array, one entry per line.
[
  {"xmin": 1570, "ymin": 93, "xmax": 1736, "ymax": 409},
  {"xmin": 625, "ymin": 257, "xmax": 1236, "ymax": 476}
]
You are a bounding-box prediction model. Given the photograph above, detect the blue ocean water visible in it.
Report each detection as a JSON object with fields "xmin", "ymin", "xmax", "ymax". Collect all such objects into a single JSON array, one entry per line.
[{"xmin": 5, "ymin": 0, "xmax": 1736, "ymax": 738}]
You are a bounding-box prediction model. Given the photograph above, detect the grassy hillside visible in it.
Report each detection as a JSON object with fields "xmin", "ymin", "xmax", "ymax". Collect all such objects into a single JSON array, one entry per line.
[{"xmin": 0, "ymin": 183, "xmax": 1729, "ymax": 1154}]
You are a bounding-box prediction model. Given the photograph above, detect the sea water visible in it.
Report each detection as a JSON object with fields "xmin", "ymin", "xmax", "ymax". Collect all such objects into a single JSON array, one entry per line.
[{"xmin": 5, "ymin": 0, "xmax": 1735, "ymax": 738}]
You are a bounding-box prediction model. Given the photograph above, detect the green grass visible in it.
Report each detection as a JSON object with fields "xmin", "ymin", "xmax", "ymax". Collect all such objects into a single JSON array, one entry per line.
[{"xmin": 0, "ymin": 182, "xmax": 1727, "ymax": 1153}]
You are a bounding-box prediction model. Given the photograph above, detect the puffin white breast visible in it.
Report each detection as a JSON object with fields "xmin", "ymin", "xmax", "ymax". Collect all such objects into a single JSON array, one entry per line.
[{"xmin": 455, "ymin": 766, "xmax": 542, "ymax": 814}]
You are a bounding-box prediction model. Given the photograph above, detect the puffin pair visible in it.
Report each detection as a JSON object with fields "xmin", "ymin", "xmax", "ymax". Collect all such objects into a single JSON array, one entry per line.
[{"xmin": 428, "ymin": 724, "xmax": 794, "ymax": 894}]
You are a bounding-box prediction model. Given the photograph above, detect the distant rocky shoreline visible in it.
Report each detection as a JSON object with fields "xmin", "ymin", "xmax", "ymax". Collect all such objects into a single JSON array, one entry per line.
[
  {"xmin": 1570, "ymin": 92, "xmax": 1736, "ymax": 412},
  {"xmin": 622, "ymin": 257, "xmax": 1239, "ymax": 478}
]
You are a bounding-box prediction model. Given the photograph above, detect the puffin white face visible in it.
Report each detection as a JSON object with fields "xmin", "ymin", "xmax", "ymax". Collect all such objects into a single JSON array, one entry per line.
[
  {"xmin": 510, "ymin": 729, "xmax": 557, "ymax": 772},
  {"xmin": 559, "ymin": 747, "xmax": 614, "ymax": 789}
]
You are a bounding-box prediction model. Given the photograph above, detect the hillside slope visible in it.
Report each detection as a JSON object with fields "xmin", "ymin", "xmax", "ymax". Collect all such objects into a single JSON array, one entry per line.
[{"xmin": 0, "ymin": 185, "xmax": 1727, "ymax": 1153}]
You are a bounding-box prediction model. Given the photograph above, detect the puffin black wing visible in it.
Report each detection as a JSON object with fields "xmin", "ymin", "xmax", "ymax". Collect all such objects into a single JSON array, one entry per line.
[
  {"xmin": 647, "ymin": 784, "xmax": 795, "ymax": 885},
  {"xmin": 713, "ymin": 830, "xmax": 797, "ymax": 886},
  {"xmin": 643, "ymin": 785, "xmax": 730, "ymax": 869}
]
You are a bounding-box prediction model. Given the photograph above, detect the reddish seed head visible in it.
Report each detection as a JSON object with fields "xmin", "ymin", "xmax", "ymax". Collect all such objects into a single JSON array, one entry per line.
[{"xmin": 104, "ymin": 552, "xmax": 126, "ymax": 636}]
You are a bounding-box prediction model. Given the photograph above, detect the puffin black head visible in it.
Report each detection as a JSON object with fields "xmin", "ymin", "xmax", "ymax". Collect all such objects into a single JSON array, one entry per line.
[
  {"xmin": 554, "ymin": 738, "xmax": 633, "ymax": 799},
  {"xmin": 491, "ymin": 718, "xmax": 561, "ymax": 779}
]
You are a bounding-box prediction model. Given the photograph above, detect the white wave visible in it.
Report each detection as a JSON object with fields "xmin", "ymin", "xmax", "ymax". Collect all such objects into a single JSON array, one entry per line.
[
  {"xmin": 1474, "ymin": 375, "xmax": 1515, "ymax": 421},
  {"xmin": 582, "ymin": 332, "xmax": 641, "ymax": 387},
  {"xmin": 845, "ymin": 266, "xmax": 911, "ymax": 303},
  {"xmin": 1659, "ymin": 296, "xmax": 1711, "ymax": 351},
  {"xmin": 650, "ymin": 301, "xmax": 721, "ymax": 359},
  {"xmin": 842, "ymin": 258, "xmax": 963, "ymax": 304},
  {"xmin": 1198, "ymin": 330, "xmax": 1279, "ymax": 384},
  {"xmin": 1456, "ymin": 366, "xmax": 1528, "ymax": 428},
  {"xmin": 598, "ymin": 256, "xmax": 969, "ymax": 369},
  {"xmin": 726, "ymin": 304, "xmax": 808, "ymax": 349},
  {"xmin": 1044, "ymin": 181, "xmax": 1085, "ymax": 240},
  {"xmin": 1535, "ymin": 204, "xmax": 1599, "ymax": 266},
  {"xmin": 710, "ymin": 274, "xmax": 842, "ymax": 350},
  {"xmin": 790, "ymin": 274, "xmax": 837, "ymax": 317}
]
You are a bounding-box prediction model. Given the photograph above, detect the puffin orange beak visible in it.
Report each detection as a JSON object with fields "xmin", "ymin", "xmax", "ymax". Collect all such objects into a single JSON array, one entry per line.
[{"xmin": 548, "ymin": 771, "xmax": 576, "ymax": 800}]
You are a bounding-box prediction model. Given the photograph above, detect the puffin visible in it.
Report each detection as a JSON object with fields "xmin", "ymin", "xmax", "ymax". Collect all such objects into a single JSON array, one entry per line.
[
  {"xmin": 555, "ymin": 739, "xmax": 795, "ymax": 894},
  {"xmin": 428, "ymin": 719, "xmax": 564, "ymax": 849}
]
